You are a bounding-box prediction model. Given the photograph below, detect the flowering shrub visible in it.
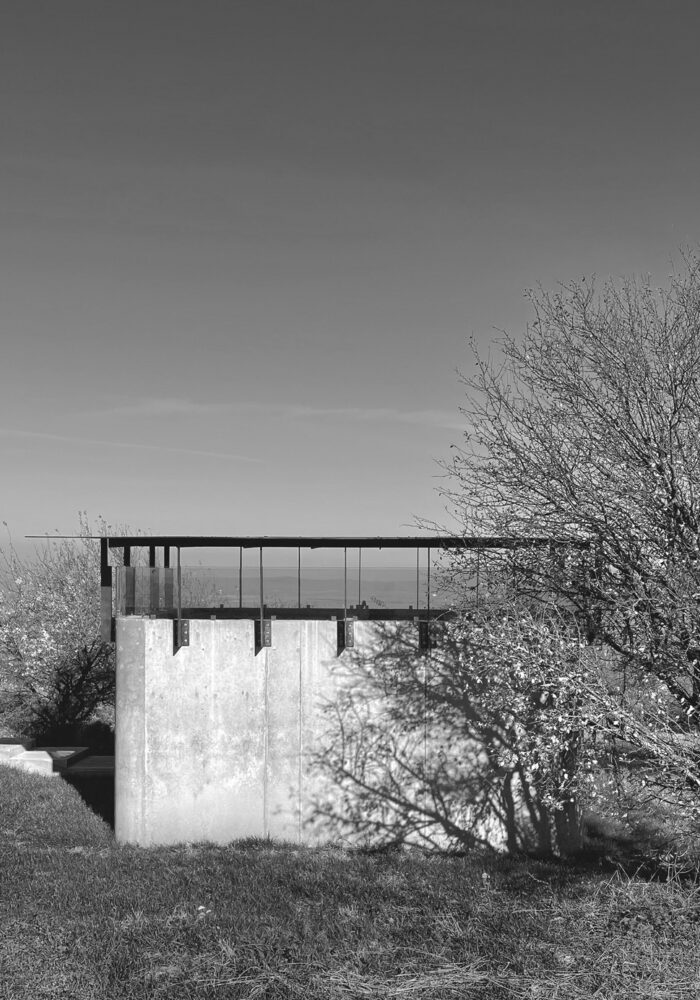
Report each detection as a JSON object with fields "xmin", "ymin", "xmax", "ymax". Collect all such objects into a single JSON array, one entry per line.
[{"xmin": 0, "ymin": 513, "xmax": 129, "ymax": 738}]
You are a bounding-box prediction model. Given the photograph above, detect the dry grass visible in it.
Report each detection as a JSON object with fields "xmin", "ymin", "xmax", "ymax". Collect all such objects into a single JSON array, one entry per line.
[{"xmin": 2, "ymin": 765, "xmax": 700, "ymax": 999}]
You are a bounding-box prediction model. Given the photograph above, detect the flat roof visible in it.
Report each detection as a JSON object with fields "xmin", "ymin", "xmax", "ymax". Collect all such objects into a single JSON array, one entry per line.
[{"xmin": 103, "ymin": 535, "xmax": 568, "ymax": 549}]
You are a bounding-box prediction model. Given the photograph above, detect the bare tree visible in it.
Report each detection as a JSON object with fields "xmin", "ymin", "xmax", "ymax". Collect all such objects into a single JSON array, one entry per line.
[
  {"xmin": 311, "ymin": 607, "xmax": 599, "ymax": 858},
  {"xmin": 438, "ymin": 255, "xmax": 700, "ymax": 845}
]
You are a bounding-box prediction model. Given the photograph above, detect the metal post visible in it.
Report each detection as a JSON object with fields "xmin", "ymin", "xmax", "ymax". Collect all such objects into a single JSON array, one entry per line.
[
  {"xmin": 177, "ymin": 546, "xmax": 182, "ymax": 623},
  {"xmin": 173, "ymin": 545, "xmax": 189, "ymax": 652},
  {"xmin": 100, "ymin": 537, "xmax": 112, "ymax": 642},
  {"xmin": 418, "ymin": 547, "xmax": 432, "ymax": 653},
  {"xmin": 416, "ymin": 547, "xmax": 420, "ymax": 611},
  {"xmin": 239, "ymin": 546, "xmax": 243, "ymax": 608},
  {"xmin": 163, "ymin": 546, "xmax": 173, "ymax": 611},
  {"xmin": 358, "ymin": 547, "xmax": 362, "ymax": 607},
  {"xmin": 256, "ymin": 545, "xmax": 270, "ymax": 650},
  {"xmin": 123, "ymin": 543, "xmax": 135, "ymax": 616},
  {"xmin": 259, "ymin": 546, "xmax": 264, "ymax": 623},
  {"xmin": 298, "ymin": 546, "xmax": 301, "ymax": 609},
  {"xmin": 340, "ymin": 546, "xmax": 354, "ymax": 651},
  {"xmin": 427, "ymin": 547, "xmax": 431, "ymax": 617},
  {"xmin": 476, "ymin": 546, "xmax": 480, "ymax": 607},
  {"xmin": 148, "ymin": 544, "xmax": 158, "ymax": 612}
]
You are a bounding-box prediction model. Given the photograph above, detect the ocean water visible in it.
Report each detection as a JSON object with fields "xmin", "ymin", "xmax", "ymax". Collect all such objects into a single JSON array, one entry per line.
[
  {"xmin": 182, "ymin": 566, "xmax": 456, "ymax": 609},
  {"xmin": 117, "ymin": 565, "xmax": 469, "ymax": 612}
]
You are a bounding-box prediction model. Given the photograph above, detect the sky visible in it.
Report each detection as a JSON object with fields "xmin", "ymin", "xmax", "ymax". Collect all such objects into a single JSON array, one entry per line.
[{"xmin": 3, "ymin": 0, "xmax": 700, "ymax": 560}]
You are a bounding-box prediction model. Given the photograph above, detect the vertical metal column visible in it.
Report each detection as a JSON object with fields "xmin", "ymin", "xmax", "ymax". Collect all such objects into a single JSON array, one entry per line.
[
  {"xmin": 427, "ymin": 547, "xmax": 431, "ymax": 616},
  {"xmin": 477, "ymin": 546, "xmax": 482, "ymax": 606},
  {"xmin": 259, "ymin": 545, "xmax": 263, "ymax": 624},
  {"xmin": 338, "ymin": 546, "xmax": 354, "ymax": 652},
  {"xmin": 148, "ymin": 544, "xmax": 159, "ymax": 613},
  {"xmin": 123, "ymin": 544, "xmax": 135, "ymax": 616},
  {"xmin": 418, "ymin": 546, "xmax": 431, "ymax": 652},
  {"xmin": 173, "ymin": 546, "xmax": 189, "ymax": 652},
  {"xmin": 100, "ymin": 537, "xmax": 113, "ymax": 642},
  {"xmin": 423, "ymin": 547, "xmax": 430, "ymax": 773},
  {"xmin": 416, "ymin": 547, "xmax": 420, "ymax": 611},
  {"xmin": 358, "ymin": 547, "xmax": 362, "ymax": 607},
  {"xmin": 256, "ymin": 545, "xmax": 271, "ymax": 650},
  {"xmin": 177, "ymin": 546, "xmax": 182, "ymax": 622},
  {"xmin": 163, "ymin": 545, "xmax": 174, "ymax": 612}
]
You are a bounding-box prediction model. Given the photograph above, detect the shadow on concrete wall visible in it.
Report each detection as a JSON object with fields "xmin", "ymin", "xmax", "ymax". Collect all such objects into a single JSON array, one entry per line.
[{"xmin": 307, "ymin": 619, "xmax": 569, "ymax": 857}]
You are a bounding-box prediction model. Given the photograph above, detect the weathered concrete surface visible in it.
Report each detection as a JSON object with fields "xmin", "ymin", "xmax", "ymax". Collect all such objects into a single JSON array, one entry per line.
[
  {"xmin": 0, "ymin": 745, "xmax": 56, "ymax": 776},
  {"xmin": 115, "ymin": 617, "xmax": 519, "ymax": 849},
  {"xmin": 115, "ymin": 618, "xmax": 343, "ymax": 846}
]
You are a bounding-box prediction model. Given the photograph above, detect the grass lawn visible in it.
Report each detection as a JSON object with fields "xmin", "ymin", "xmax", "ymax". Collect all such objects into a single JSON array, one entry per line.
[{"xmin": 3, "ymin": 767, "xmax": 700, "ymax": 999}]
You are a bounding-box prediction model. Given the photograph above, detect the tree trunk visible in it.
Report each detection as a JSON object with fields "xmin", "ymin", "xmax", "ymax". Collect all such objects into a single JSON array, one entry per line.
[{"xmin": 553, "ymin": 797, "xmax": 584, "ymax": 858}]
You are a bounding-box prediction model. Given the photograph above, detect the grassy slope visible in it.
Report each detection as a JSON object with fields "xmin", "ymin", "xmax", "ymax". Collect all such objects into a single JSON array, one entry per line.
[{"xmin": 2, "ymin": 766, "xmax": 700, "ymax": 999}]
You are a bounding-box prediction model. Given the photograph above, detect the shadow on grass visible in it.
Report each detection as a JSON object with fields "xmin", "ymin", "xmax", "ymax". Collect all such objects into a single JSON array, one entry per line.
[{"xmin": 60, "ymin": 774, "xmax": 114, "ymax": 829}]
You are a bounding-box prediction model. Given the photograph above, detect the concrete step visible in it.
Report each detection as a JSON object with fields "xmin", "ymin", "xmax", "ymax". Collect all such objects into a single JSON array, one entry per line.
[
  {"xmin": 37, "ymin": 747, "xmax": 90, "ymax": 771},
  {"xmin": 0, "ymin": 744, "xmax": 56, "ymax": 777},
  {"xmin": 63, "ymin": 755, "xmax": 114, "ymax": 777}
]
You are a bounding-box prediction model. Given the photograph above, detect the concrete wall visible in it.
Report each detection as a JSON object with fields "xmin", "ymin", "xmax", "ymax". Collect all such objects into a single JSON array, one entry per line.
[
  {"xmin": 115, "ymin": 617, "xmax": 355, "ymax": 846},
  {"xmin": 115, "ymin": 616, "xmax": 522, "ymax": 849}
]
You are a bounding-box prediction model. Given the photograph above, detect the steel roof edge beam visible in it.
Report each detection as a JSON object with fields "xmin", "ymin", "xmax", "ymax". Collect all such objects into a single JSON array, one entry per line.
[{"xmin": 104, "ymin": 535, "xmax": 588, "ymax": 550}]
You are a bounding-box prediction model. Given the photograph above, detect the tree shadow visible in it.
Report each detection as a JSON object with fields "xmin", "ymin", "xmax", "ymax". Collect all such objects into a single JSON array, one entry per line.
[
  {"xmin": 308, "ymin": 618, "xmax": 567, "ymax": 857},
  {"xmin": 307, "ymin": 616, "xmax": 700, "ymax": 877}
]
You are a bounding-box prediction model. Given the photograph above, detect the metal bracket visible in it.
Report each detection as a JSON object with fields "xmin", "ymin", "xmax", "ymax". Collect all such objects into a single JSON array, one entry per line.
[
  {"xmin": 173, "ymin": 618, "xmax": 190, "ymax": 654},
  {"xmin": 255, "ymin": 618, "xmax": 272, "ymax": 653},
  {"xmin": 418, "ymin": 619, "xmax": 431, "ymax": 653},
  {"xmin": 344, "ymin": 618, "xmax": 355, "ymax": 648},
  {"xmin": 337, "ymin": 617, "xmax": 355, "ymax": 656}
]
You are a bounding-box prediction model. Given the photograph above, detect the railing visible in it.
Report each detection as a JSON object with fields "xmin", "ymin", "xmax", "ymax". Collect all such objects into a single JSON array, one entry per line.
[{"xmin": 100, "ymin": 534, "xmax": 573, "ymax": 653}]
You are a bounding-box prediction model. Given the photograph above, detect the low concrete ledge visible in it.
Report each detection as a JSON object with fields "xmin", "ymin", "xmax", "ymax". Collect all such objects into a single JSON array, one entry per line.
[
  {"xmin": 17, "ymin": 750, "xmax": 56, "ymax": 776},
  {"xmin": 0, "ymin": 745, "xmax": 57, "ymax": 777},
  {"xmin": 38, "ymin": 747, "xmax": 91, "ymax": 772}
]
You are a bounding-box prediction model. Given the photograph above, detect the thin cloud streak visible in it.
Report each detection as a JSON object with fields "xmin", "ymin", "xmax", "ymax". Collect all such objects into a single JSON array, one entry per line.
[
  {"xmin": 77, "ymin": 397, "xmax": 235, "ymax": 419},
  {"xmin": 85, "ymin": 397, "xmax": 465, "ymax": 431},
  {"xmin": 0, "ymin": 428, "xmax": 263, "ymax": 463},
  {"xmin": 285, "ymin": 404, "xmax": 465, "ymax": 431},
  {"xmin": 244, "ymin": 402, "xmax": 465, "ymax": 432}
]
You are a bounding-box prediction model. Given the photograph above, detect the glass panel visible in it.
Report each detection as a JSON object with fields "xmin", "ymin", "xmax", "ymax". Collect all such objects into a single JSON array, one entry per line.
[{"xmin": 113, "ymin": 545, "xmax": 464, "ymax": 615}]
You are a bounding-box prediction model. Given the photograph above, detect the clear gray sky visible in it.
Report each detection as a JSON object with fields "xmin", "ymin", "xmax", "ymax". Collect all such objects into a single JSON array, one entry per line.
[{"xmin": 2, "ymin": 0, "xmax": 700, "ymax": 547}]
